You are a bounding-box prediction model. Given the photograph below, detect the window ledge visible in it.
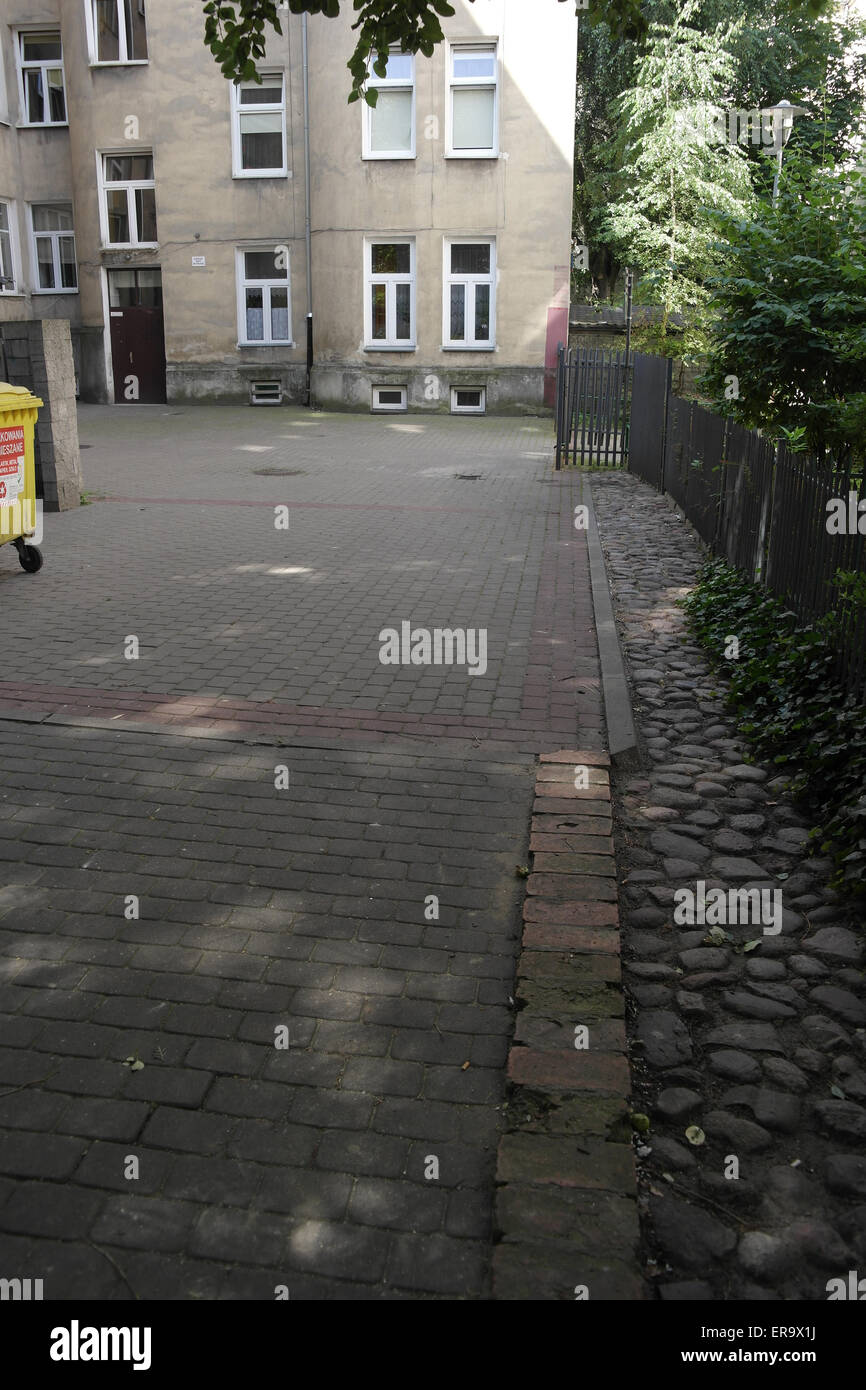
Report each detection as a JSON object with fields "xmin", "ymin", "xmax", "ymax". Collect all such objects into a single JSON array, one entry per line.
[
  {"xmin": 232, "ymin": 172, "xmax": 291, "ymax": 181},
  {"xmin": 440, "ymin": 344, "xmax": 496, "ymax": 352},
  {"xmin": 32, "ymin": 289, "xmax": 79, "ymax": 296},
  {"xmin": 363, "ymin": 345, "xmax": 417, "ymax": 353},
  {"xmin": 17, "ymin": 122, "xmax": 69, "ymax": 130},
  {"xmin": 237, "ymin": 342, "xmax": 296, "ymax": 350},
  {"xmin": 89, "ymin": 60, "xmax": 149, "ymax": 68},
  {"xmin": 100, "ymin": 244, "xmax": 159, "ymax": 252},
  {"xmin": 362, "ymin": 153, "xmax": 416, "ymax": 161},
  {"xmin": 445, "ymin": 151, "xmax": 499, "ymax": 160}
]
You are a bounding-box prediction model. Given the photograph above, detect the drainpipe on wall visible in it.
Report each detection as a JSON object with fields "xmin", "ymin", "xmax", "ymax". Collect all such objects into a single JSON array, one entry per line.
[{"xmin": 302, "ymin": 12, "xmax": 313, "ymax": 407}]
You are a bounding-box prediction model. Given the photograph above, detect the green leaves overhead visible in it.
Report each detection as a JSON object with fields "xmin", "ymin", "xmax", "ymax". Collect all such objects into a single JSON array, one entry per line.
[{"xmin": 701, "ymin": 157, "xmax": 866, "ymax": 468}]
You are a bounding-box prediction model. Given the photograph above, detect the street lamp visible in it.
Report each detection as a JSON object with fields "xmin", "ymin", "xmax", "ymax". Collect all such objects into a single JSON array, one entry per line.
[{"xmin": 761, "ymin": 100, "xmax": 808, "ymax": 204}]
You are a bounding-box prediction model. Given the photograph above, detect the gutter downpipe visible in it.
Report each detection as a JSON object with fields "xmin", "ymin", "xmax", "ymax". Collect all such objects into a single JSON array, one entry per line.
[{"xmin": 302, "ymin": 12, "xmax": 313, "ymax": 406}]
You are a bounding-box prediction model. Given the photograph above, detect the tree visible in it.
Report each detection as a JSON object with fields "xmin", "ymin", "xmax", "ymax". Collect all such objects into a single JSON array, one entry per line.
[
  {"xmin": 573, "ymin": 0, "xmax": 866, "ymax": 303},
  {"xmin": 599, "ymin": 2, "xmax": 754, "ymax": 355},
  {"xmin": 700, "ymin": 157, "xmax": 866, "ymax": 467},
  {"xmin": 203, "ymin": 0, "xmax": 835, "ymax": 100}
]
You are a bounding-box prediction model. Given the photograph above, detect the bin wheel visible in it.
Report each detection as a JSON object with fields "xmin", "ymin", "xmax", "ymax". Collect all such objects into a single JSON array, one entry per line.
[{"xmin": 18, "ymin": 544, "xmax": 43, "ymax": 574}]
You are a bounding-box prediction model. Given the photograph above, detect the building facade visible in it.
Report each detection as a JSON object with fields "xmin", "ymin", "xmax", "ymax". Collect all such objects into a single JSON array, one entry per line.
[{"xmin": 0, "ymin": 0, "xmax": 577, "ymax": 412}]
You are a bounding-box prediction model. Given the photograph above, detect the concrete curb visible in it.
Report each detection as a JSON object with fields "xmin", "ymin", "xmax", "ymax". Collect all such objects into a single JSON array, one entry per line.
[
  {"xmin": 492, "ymin": 749, "xmax": 645, "ymax": 1301},
  {"xmin": 584, "ymin": 483, "xmax": 640, "ymax": 773}
]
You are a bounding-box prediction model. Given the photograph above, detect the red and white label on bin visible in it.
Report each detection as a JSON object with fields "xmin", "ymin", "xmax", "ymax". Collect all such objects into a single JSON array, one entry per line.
[{"xmin": 0, "ymin": 426, "xmax": 25, "ymax": 505}]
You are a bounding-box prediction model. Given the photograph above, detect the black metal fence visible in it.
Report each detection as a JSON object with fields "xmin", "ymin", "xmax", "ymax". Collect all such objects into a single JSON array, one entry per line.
[
  {"xmin": 554, "ymin": 345, "xmax": 631, "ymax": 469},
  {"xmin": 630, "ymin": 389, "xmax": 866, "ymax": 699}
]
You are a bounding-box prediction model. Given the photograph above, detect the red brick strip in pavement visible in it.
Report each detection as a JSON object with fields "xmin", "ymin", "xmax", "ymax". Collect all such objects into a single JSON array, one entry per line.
[{"xmin": 492, "ymin": 750, "xmax": 645, "ymax": 1301}]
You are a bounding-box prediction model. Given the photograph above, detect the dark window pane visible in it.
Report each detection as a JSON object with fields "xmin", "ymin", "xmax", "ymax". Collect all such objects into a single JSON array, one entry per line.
[
  {"xmin": 136, "ymin": 270, "xmax": 162, "ymax": 307},
  {"xmin": 47, "ymin": 70, "xmax": 66, "ymax": 121},
  {"xmin": 59, "ymin": 237, "xmax": 77, "ymax": 289},
  {"xmin": 125, "ymin": 0, "xmax": 148, "ymax": 59},
  {"xmin": 106, "ymin": 190, "xmax": 129, "ymax": 242},
  {"xmin": 104, "ymin": 154, "xmax": 153, "ymax": 182},
  {"xmin": 135, "ymin": 187, "xmax": 157, "ymax": 242},
  {"xmin": 372, "ymin": 243, "xmax": 409, "ymax": 275},
  {"xmin": 371, "ymin": 284, "xmax": 386, "ymax": 339},
  {"xmin": 23, "ymin": 33, "xmax": 62, "ymax": 61},
  {"xmin": 245, "ymin": 288, "xmax": 264, "ymax": 340},
  {"xmin": 240, "ymin": 112, "xmax": 283, "ymax": 170},
  {"xmin": 456, "ymin": 389, "xmax": 482, "ymax": 408},
  {"xmin": 25, "ymin": 71, "xmax": 43, "ymax": 122},
  {"xmin": 450, "ymin": 284, "xmax": 465, "ymax": 340},
  {"xmin": 238, "ymin": 76, "xmax": 283, "ymax": 105},
  {"xmin": 451, "ymin": 243, "xmax": 490, "ymax": 275},
  {"xmin": 95, "ymin": 1, "xmax": 120, "ymax": 61},
  {"xmin": 395, "ymin": 282, "xmax": 411, "ymax": 340},
  {"xmin": 36, "ymin": 239, "xmax": 55, "ymax": 289},
  {"xmin": 378, "ymin": 389, "xmax": 403, "ymax": 404},
  {"xmin": 245, "ymin": 250, "xmax": 286, "ymax": 280},
  {"xmin": 108, "ymin": 269, "xmax": 135, "ymax": 306},
  {"xmin": 130, "ymin": 155, "xmax": 154, "ymax": 180},
  {"xmin": 474, "ymin": 284, "xmax": 490, "ymax": 340},
  {"xmin": 270, "ymin": 286, "xmax": 289, "ymax": 340}
]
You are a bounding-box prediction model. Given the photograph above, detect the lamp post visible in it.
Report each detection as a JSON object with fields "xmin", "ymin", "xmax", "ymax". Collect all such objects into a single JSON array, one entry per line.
[{"xmin": 761, "ymin": 100, "xmax": 807, "ymax": 204}]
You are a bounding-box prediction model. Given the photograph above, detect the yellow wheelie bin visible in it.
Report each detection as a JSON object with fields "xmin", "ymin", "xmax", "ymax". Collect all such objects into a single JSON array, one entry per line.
[{"xmin": 0, "ymin": 382, "xmax": 44, "ymax": 574}]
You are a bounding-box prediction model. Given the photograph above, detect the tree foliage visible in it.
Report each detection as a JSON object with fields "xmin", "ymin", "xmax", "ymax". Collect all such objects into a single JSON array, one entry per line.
[
  {"xmin": 574, "ymin": 0, "xmax": 866, "ymax": 302},
  {"xmin": 700, "ymin": 157, "xmax": 866, "ymax": 466},
  {"xmin": 599, "ymin": 2, "xmax": 754, "ymax": 354}
]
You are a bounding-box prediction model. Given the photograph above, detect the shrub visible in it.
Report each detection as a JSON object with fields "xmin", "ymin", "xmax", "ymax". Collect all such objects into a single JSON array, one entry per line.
[{"xmin": 682, "ymin": 559, "xmax": 866, "ymax": 898}]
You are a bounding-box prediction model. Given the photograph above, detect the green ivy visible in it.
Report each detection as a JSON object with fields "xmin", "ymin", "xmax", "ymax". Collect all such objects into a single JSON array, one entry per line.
[{"xmin": 682, "ymin": 559, "xmax": 866, "ymax": 898}]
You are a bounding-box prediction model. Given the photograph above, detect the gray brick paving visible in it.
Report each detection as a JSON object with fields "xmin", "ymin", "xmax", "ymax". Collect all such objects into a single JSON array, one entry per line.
[{"xmin": 0, "ymin": 407, "xmax": 602, "ymax": 1299}]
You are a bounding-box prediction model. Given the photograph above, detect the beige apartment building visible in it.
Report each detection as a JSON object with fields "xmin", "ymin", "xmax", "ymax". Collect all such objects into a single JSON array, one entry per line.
[{"xmin": 0, "ymin": 0, "xmax": 577, "ymax": 412}]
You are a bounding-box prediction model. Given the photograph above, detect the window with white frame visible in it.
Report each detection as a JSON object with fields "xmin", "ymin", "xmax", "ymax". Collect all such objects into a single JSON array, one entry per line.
[
  {"xmin": 236, "ymin": 247, "xmax": 292, "ymax": 345},
  {"xmin": 363, "ymin": 50, "xmax": 414, "ymax": 159},
  {"xmin": 100, "ymin": 153, "xmax": 157, "ymax": 246},
  {"xmin": 443, "ymin": 238, "xmax": 495, "ymax": 348},
  {"xmin": 88, "ymin": 0, "xmax": 148, "ymax": 63},
  {"xmin": 0, "ymin": 201, "xmax": 17, "ymax": 293},
  {"xmin": 448, "ymin": 43, "xmax": 498, "ymax": 156},
  {"xmin": 231, "ymin": 72, "xmax": 287, "ymax": 177},
  {"xmin": 30, "ymin": 204, "xmax": 77, "ymax": 292},
  {"xmin": 17, "ymin": 31, "xmax": 66, "ymax": 125},
  {"xmin": 364, "ymin": 240, "xmax": 415, "ymax": 349},
  {"xmin": 372, "ymin": 384, "xmax": 407, "ymax": 413}
]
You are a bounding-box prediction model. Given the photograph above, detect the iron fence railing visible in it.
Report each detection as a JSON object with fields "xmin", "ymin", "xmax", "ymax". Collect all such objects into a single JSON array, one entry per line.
[{"xmin": 628, "ymin": 387, "xmax": 866, "ymax": 700}]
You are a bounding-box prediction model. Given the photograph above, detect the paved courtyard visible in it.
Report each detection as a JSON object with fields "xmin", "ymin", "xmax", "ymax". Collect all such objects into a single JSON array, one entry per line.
[{"xmin": 0, "ymin": 405, "xmax": 602, "ymax": 1299}]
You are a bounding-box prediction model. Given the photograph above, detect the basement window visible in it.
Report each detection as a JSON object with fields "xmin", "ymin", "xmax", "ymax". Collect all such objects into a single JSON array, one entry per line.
[
  {"xmin": 372, "ymin": 385, "xmax": 407, "ymax": 413},
  {"xmin": 450, "ymin": 386, "xmax": 485, "ymax": 415}
]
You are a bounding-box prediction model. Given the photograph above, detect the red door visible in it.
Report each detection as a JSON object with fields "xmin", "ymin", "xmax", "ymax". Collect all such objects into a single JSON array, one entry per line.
[{"xmin": 108, "ymin": 268, "xmax": 166, "ymax": 403}]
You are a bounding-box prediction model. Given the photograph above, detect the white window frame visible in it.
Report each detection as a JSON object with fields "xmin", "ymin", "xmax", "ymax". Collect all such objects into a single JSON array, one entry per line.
[
  {"xmin": 15, "ymin": 28, "xmax": 67, "ymax": 127},
  {"xmin": 84, "ymin": 0, "xmax": 149, "ymax": 66},
  {"xmin": 363, "ymin": 238, "xmax": 416, "ymax": 351},
  {"xmin": 362, "ymin": 49, "xmax": 415, "ymax": 160},
  {"xmin": 97, "ymin": 151, "xmax": 158, "ymax": 248},
  {"xmin": 446, "ymin": 41, "xmax": 499, "ymax": 159},
  {"xmin": 29, "ymin": 203, "xmax": 78, "ymax": 294},
  {"xmin": 230, "ymin": 71, "xmax": 288, "ymax": 179},
  {"xmin": 450, "ymin": 385, "xmax": 486, "ymax": 415},
  {"xmin": 442, "ymin": 236, "xmax": 496, "ymax": 350},
  {"xmin": 235, "ymin": 245, "xmax": 294, "ymax": 348},
  {"xmin": 372, "ymin": 384, "xmax": 408, "ymax": 413},
  {"xmin": 0, "ymin": 199, "xmax": 21, "ymax": 295}
]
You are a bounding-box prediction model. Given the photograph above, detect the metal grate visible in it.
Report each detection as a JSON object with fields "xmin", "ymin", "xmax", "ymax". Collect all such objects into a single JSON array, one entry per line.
[{"xmin": 250, "ymin": 381, "xmax": 283, "ymax": 406}]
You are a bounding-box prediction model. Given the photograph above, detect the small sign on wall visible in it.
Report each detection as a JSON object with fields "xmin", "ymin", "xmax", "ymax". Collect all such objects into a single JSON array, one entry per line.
[{"xmin": 191, "ymin": 256, "xmax": 206, "ymax": 267}]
